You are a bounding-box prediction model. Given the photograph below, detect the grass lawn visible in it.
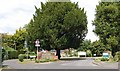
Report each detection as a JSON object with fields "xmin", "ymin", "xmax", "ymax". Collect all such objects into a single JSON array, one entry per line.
[
  {"xmin": 94, "ymin": 57, "xmax": 117, "ymax": 63},
  {"xmin": 0, "ymin": 65, "xmax": 12, "ymax": 70},
  {"xmin": 18, "ymin": 59, "xmax": 58, "ymax": 64}
]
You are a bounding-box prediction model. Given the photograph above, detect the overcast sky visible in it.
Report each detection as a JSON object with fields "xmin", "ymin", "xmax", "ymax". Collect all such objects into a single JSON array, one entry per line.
[{"xmin": 0, "ymin": 0, "xmax": 100, "ymax": 42}]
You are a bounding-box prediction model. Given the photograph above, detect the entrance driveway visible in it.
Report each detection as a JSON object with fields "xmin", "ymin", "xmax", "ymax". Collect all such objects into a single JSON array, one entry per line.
[{"xmin": 3, "ymin": 59, "xmax": 118, "ymax": 69}]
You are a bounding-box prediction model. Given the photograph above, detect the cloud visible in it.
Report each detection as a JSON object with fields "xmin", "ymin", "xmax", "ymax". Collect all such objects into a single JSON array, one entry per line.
[
  {"xmin": 0, "ymin": 0, "xmax": 99, "ymax": 42},
  {"xmin": 0, "ymin": 0, "xmax": 40, "ymax": 34}
]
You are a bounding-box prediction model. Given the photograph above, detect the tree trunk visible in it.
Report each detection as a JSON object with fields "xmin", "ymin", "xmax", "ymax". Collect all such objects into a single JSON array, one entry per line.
[
  {"xmin": 112, "ymin": 46, "xmax": 117, "ymax": 57},
  {"xmin": 56, "ymin": 48, "xmax": 61, "ymax": 60}
]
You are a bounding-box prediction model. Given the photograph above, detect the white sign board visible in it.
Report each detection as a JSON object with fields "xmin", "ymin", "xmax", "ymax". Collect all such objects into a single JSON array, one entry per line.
[
  {"xmin": 103, "ymin": 53, "xmax": 109, "ymax": 55},
  {"xmin": 35, "ymin": 44, "xmax": 40, "ymax": 47},
  {"xmin": 35, "ymin": 40, "xmax": 40, "ymax": 47},
  {"xmin": 103, "ymin": 52, "xmax": 109, "ymax": 58},
  {"xmin": 78, "ymin": 51, "xmax": 86, "ymax": 57}
]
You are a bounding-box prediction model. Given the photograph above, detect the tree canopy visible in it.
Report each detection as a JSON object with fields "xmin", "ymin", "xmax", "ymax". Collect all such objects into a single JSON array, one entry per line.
[
  {"xmin": 12, "ymin": 28, "xmax": 26, "ymax": 51},
  {"xmin": 93, "ymin": 2, "xmax": 120, "ymax": 55},
  {"xmin": 26, "ymin": 2, "xmax": 88, "ymax": 51}
]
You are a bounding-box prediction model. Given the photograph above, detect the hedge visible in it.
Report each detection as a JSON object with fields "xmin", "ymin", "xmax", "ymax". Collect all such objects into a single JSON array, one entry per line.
[{"xmin": 6, "ymin": 50, "xmax": 18, "ymax": 59}]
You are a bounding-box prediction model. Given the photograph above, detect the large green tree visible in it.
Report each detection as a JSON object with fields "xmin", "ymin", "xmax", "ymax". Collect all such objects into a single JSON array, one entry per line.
[
  {"xmin": 78, "ymin": 40, "xmax": 92, "ymax": 51},
  {"xmin": 26, "ymin": 2, "xmax": 88, "ymax": 59},
  {"xmin": 1, "ymin": 33, "xmax": 13, "ymax": 48},
  {"xmin": 1, "ymin": 28, "xmax": 26, "ymax": 53},
  {"xmin": 93, "ymin": 2, "xmax": 120, "ymax": 55},
  {"xmin": 12, "ymin": 28, "xmax": 26, "ymax": 51},
  {"xmin": 91, "ymin": 40, "xmax": 108, "ymax": 56}
]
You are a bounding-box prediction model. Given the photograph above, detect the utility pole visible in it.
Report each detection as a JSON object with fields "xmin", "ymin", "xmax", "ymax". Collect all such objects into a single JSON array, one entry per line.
[{"xmin": 0, "ymin": 34, "xmax": 2, "ymax": 68}]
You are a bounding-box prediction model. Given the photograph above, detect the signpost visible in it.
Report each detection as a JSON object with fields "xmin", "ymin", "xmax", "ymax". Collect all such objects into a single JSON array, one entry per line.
[
  {"xmin": 0, "ymin": 35, "xmax": 2, "ymax": 68},
  {"xmin": 35, "ymin": 39, "xmax": 40, "ymax": 59}
]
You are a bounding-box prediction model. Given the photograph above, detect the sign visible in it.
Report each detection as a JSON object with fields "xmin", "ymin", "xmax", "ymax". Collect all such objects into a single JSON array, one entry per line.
[
  {"xmin": 35, "ymin": 39, "xmax": 40, "ymax": 59},
  {"xmin": 78, "ymin": 51, "xmax": 86, "ymax": 57},
  {"xmin": 103, "ymin": 53, "xmax": 109, "ymax": 58},
  {"xmin": 35, "ymin": 39, "xmax": 40, "ymax": 47},
  {"xmin": 94, "ymin": 54, "xmax": 96, "ymax": 57}
]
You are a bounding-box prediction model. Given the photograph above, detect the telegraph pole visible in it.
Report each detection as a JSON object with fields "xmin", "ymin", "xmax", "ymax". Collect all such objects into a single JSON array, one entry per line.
[{"xmin": 0, "ymin": 34, "xmax": 2, "ymax": 68}]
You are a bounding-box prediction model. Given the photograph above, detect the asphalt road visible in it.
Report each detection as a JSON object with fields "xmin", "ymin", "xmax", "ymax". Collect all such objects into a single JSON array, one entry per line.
[{"xmin": 3, "ymin": 59, "xmax": 118, "ymax": 69}]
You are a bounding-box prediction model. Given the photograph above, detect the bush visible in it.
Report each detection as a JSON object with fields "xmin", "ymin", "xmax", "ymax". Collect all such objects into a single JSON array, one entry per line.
[
  {"xmin": 2, "ymin": 49, "xmax": 5, "ymax": 62},
  {"xmin": 35, "ymin": 60, "xmax": 40, "ymax": 63},
  {"xmin": 35, "ymin": 58, "xmax": 58, "ymax": 63},
  {"xmin": 35, "ymin": 59, "xmax": 49, "ymax": 63},
  {"xmin": 100, "ymin": 57, "xmax": 109, "ymax": 61},
  {"xmin": 108, "ymin": 54, "xmax": 114, "ymax": 62},
  {"xmin": 95, "ymin": 58, "xmax": 101, "ymax": 62},
  {"xmin": 7, "ymin": 50, "xmax": 18, "ymax": 59},
  {"xmin": 86, "ymin": 50, "xmax": 92, "ymax": 57},
  {"xmin": 3, "ymin": 47, "xmax": 18, "ymax": 59},
  {"xmin": 114, "ymin": 51, "xmax": 120, "ymax": 62},
  {"xmin": 18, "ymin": 54, "xmax": 24, "ymax": 62},
  {"xmin": 22, "ymin": 54, "xmax": 29, "ymax": 59},
  {"xmin": 39, "ymin": 59, "xmax": 49, "ymax": 63},
  {"xmin": 18, "ymin": 50, "xmax": 26, "ymax": 55},
  {"xmin": 29, "ymin": 52, "xmax": 36, "ymax": 56}
]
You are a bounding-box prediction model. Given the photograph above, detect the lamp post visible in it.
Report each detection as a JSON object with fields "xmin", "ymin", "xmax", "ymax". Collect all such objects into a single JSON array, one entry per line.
[
  {"xmin": 24, "ymin": 41, "xmax": 27, "ymax": 48},
  {"xmin": 24, "ymin": 40, "xmax": 29, "ymax": 59},
  {"xmin": 14, "ymin": 41, "xmax": 16, "ymax": 50},
  {"xmin": 24, "ymin": 41, "xmax": 28, "ymax": 59}
]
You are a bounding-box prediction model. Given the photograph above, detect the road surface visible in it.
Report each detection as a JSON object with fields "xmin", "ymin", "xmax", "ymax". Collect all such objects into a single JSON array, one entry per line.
[{"xmin": 3, "ymin": 59, "xmax": 118, "ymax": 69}]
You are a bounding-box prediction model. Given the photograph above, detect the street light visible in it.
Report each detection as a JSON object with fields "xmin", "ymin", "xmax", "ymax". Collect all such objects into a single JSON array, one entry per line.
[
  {"xmin": 24, "ymin": 40, "xmax": 29, "ymax": 59},
  {"xmin": 24, "ymin": 41, "xmax": 27, "ymax": 48},
  {"xmin": 14, "ymin": 41, "xmax": 16, "ymax": 50}
]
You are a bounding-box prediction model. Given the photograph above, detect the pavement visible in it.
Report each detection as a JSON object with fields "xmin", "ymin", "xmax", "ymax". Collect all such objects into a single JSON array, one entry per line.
[{"xmin": 2, "ymin": 59, "xmax": 119, "ymax": 69}]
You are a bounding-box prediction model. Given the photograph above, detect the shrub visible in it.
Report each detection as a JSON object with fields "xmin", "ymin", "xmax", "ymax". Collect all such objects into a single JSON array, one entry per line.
[
  {"xmin": 3, "ymin": 47, "xmax": 18, "ymax": 59},
  {"xmin": 35, "ymin": 60, "xmax": 40, "ymax": 63},
  {"xmin": 35, "ymin": 58, "xmax": 58, "ymax": 63},
  {"xmin": 95, "ymin": 58, "xmax": 101, "ymax": 62},
  {"xmin": 39, "ymin": 59, "xmax": 47, "ymax": 63},
  {"xmin": 86, "ymin": 50, "xmax": 92, "ymax": 57},
  {"xmin": 51, "ymin": 59, "xmax": 58, "ymax": 62},
  {"xmin": 100, "ymin": 57, "xmax": 109, "ymax": 61},
  {"xmin": 22, "ymin": 54, "xmax": 29, "ymax": 59},
  {"xmin": 18, "ymin": 54, "xmax": 24, "ymax": 62},
  {"xmin": 114, "ymin": 51, "xmax": 120, "ymax": 62},
  {"xmin": 35, "ymin": 59, "xmax": 48, "ymax": 63},
  {"xmin": 2, "ymin": 49, "xmax": 5, "ymax": 62},
  {"xmin": 108, "ymin": 54, "xmax": 114, "ymax": 62},
  {"xmin": 29, "ymin": 52, "xmax": 36, "ymax": 56},
  {"xmin": 39, "ymin": 58, "xmax": 50, "ymax": 63},
  {"xmin": 18, "ymin": 50, "xmax": 26, "ymax": 55},
  {"xmin": 7, "ymin": 50, "xmax": 18, "ymax": 59},
  {"xmin": 28, "ymin": 52, "xmax": 36, "ymax": 59}
]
